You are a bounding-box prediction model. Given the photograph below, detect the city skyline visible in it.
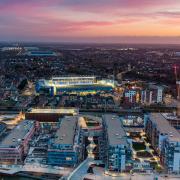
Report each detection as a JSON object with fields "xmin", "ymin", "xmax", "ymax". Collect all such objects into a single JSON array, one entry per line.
[{"xmin": 1, "ymin": 0, "xmax": 180, "ymax": 43}]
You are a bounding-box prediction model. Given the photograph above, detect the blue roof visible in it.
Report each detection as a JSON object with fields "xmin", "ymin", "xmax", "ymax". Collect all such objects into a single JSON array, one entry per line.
[
  {"xmin": 55, "ymin": 84, "xmax": 113, "ymax": 92},
  {"xmin": 28, "ymin": 51, "xmax": 56, "ymax": 56}
]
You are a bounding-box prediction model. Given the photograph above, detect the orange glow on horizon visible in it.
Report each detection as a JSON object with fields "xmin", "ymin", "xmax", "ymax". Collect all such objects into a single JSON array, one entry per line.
[{"xmin": 0, "ymin": 0, "xmax": 180, "ymax": 43}]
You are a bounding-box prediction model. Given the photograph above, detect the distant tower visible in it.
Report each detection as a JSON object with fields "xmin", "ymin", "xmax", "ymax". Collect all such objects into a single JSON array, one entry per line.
[
  {"xmin": 128, "ymin": 63, "xmax": 131, "ymax": 71},
  {"xmin": 113, "ymin": 62, "xmax": 118, "ymax": 80},
  {"xmin": 177, "ymin": 81, "xmax": 180, "ymax": 100},
  {"xmin": 174, "ymin": 65, "xmax": 180, "ymax": 100},
  {"xmin": 177, "ymin": 100, "xmax": 180, "ymax": 117},
  {"xmin": 174, "ymin": 65, "xmax": 180, "ymax": 117},
  {"xmin": 174, "ymin": 65, "xmax": 178, "ymax": 81}
]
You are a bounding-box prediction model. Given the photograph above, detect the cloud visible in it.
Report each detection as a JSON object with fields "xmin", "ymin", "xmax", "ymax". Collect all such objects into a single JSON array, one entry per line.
[
  {"xmin": 157, "ymin": 11, "xmax": 180, "ymax": 17},
  {"xmin": 0, "ymin": 0, "xmax": 180, "ymax": 42}
]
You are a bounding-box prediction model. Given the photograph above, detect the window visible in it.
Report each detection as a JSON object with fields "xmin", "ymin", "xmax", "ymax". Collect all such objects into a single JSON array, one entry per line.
[{"xmin": 66, "ymin": 157, "xmax": 72, "ymax": 161}]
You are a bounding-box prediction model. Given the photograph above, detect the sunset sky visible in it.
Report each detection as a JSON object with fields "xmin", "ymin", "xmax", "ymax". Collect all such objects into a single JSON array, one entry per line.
[{"xmin": 1, "ymin": 0, "xmax": 180, "ymax": 43}]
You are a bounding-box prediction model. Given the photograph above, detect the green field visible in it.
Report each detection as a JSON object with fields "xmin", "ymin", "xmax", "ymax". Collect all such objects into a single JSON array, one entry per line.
[{"xmin": 133, "ymin": 142, "xmax": 146, "ymax": 151}]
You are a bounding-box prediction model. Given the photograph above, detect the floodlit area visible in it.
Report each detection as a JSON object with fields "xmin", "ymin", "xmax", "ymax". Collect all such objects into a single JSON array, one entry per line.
[
  {"xmin": 128, "ymin": 131, "xmax": 163, "ymax": 173},
  {"xmin": 0, "ymin": 113, "xmax": 24, "ymax": 126},
  {"xmin": 27, "ymin": 108, "xmax": 78, "ymax": 115}
]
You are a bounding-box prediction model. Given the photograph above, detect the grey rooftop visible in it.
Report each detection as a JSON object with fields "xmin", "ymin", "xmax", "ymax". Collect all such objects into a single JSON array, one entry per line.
[
  {"xmin": 54, "ymin": 116, "xmax": 78, "ymax": 145},
  {"xmin": 103, "ymin": 114, "xmax": 127, "ymax": 146},
  {"xmin": 150, "ymin": 113, "xmax": 180, "ymax": 142},
  {"xmin": 0, "ymin": 120, "xmax": 35, "ymax": 148}
]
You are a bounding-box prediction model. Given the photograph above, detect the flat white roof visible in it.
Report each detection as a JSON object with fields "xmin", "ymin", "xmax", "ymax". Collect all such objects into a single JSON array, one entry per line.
[
  {"xmin": 150, "ymin": 113, "xmax": 180, "ymax": 142},
  {"xmin": 103, "ymin": 114, "xmax": 127, "ymax": 146},
  {"xmin": 54, "ymin": 116, "xmax": 78, "ymax": 145},
  {"xmin": 52, "ymin": 76, "xmax": 96, "ymax": 80},
  {"xmin": 162, "ymin": 113, "xmax": 180, "ymax": 121},
  {"xmin": 0, "ymin": 120, "xmax": 35, "ymax": 148},
  {"xmin": 27, "ymin": 108, "xmax": 78, "ymax": 115}
]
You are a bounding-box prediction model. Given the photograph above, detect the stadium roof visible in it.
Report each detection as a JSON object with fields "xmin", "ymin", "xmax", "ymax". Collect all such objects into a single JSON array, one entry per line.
[{"xmin": 52, "ymin": 76, "xmax": 96, "ymax": 80}]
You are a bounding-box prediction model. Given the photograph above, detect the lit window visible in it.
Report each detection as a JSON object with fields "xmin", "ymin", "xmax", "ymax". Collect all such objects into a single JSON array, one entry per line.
[{"xmin": 66, "ymin": 157, "xmax": 72, "ymax": 161}]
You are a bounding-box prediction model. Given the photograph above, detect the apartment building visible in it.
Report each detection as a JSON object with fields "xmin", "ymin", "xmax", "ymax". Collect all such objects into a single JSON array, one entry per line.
[
  {"xmin": 0, "ymin": 120, "xmax": 39, "ymax": 164},
  {"xmin": 102, "ymin": 114, "xmax": 131, "ymax": 172},
  {"xmin": 48, "ymin": 116, "xmax": 83, "ymax": 167},
  {"xmin": 145, "ymin": 113, "xmax": 180, "ymax": 174}
]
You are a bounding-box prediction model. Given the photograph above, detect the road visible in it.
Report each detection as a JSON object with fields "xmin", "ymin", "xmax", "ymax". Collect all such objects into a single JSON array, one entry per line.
[{"xmin": 68, "ymin": 136, "xmax": 102, "ymax": 180}]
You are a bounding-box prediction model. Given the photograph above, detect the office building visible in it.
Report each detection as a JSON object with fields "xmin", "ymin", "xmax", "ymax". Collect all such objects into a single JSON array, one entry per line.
[
  {"xmin": 102, "ymin": 115, "xmax": 131, "ymax": 173},
  {"xmin": 0, "ymin": 120, "xmax": 39, "ymax": 164},
  {"xmin": 145, "ymin": 113, "xmax": 180, "ymax": 174}
]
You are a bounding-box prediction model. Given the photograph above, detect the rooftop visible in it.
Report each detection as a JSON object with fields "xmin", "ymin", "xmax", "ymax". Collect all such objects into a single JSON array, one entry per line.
[
  {"xmin": 26, "ymin": 51, "xmax": 57, "ymax": 56},
  {"xmin": 150, "ymin": 113, "xmax": 180, "ymax": 142},
  {"xmin": 149, "ymin": 84, "xmax": 163, "ymax": 90},
  {"xmin": 162, "ymin": 113, "xmax": 180, "ymax": 121},
  {"xmin": 0, "ymin": 120, "xmax": 35, "ymax": 148},
  {"xmin": 52, "ymin": 76, "xmax": 96, "ymax": 80},
  {"xmin": 54, "ymin": 116, "xmax": 78, "ymax": 145},
  {"xmin": 0, "ymin": 122, "xmax": 6, "ymax": 133},
  {"xmin": 103, "ymin": 114, "xmax": 127, "ymax": 146},
  {"xmin": 26, "ymin": 108, "xmax": 78, "ymax": 115}
]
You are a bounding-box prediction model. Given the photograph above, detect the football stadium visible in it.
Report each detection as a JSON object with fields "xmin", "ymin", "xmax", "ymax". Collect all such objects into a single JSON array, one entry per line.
[{"xmin": 36, "ymin": 76, "xmax": 116, "ymax": 96}]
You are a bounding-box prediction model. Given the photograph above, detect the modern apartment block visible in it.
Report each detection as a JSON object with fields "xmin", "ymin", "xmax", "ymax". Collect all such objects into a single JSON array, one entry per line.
[
  {"xmin": 102, "ymin": 114, "xmax": 131, "ymax": 172},
  {"xmin": 48, "ymin": 116, "xmax": 83, "ymax": 167},
  {"xmin": 141, "ymin": 85, "xmax": 163, "ymax": 105},
  {"xmin": 124, "ymin": 89, "xmax": 140, "ymax": 106},
  {"xmin": 123, "ymin": 84, "xmax": 163, "ymax": 107},
  {"xmin": 0, "ymin": 120, "xmax": 39, "ymax": 164},
  {"xmin": 145, "ymin": 113, "xmax": 180, "ymax": 174}
]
